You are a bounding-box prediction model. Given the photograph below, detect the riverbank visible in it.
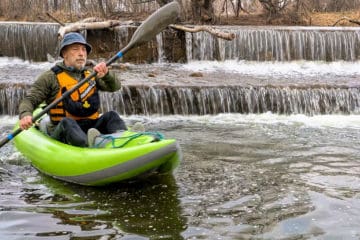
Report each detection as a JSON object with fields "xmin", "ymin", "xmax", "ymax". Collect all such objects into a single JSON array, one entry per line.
[
  {"xmin": 218, "ymin": 10, "xmax": 360, "ymax": 26},
  {"xmin": 1, "ymin": 9, "xmax": 360, "ymax": 27}
]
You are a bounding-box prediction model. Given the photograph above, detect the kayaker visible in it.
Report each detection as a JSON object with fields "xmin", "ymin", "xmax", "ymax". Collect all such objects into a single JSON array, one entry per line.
[{"xmin": 18, "ymin": 32, "xmax": 127, "ymax": 147}]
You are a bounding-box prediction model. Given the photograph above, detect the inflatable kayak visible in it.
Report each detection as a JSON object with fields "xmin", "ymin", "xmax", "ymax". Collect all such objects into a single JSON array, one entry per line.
[{"xmin": 13, "ymin": 117, "xmax": 180, "ymax": 186}]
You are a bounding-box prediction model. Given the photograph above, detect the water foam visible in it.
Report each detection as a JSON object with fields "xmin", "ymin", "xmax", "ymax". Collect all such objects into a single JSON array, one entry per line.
[
  {"xmin": 181, "ymin": 60, "xmax": 360, "ymax": 77},
  {"xmin": 0, "ymin": 57, "xmax": 52, "ymax": 69},
  {"xmin": 127, "ymin": 113, "xmax": 360, "ymax": 130}
]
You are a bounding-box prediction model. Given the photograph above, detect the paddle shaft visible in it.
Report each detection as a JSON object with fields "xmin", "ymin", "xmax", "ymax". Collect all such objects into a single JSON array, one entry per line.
[{"xmin": 0, "ymin": 1, "xmax": 180, "ymax": 148}]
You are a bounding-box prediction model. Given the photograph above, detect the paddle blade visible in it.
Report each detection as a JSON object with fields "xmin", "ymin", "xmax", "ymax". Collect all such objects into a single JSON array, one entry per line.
[{"xmin": 130, "ymin": 1, "xmax": 181, "ymax": 47}]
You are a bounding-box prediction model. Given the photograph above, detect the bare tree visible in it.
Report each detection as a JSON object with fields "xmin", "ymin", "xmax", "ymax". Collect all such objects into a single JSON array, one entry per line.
[
  {"xmin": 78, "ymin": 0, "xmax": 88, "ymax": 11},
  {"xmin": 326, "ymin": 0, "xmax": 359, "ymax": 12},
  {"xmin": 258, "ymin": 0, "xmax": 291, "ymax": 22},
  {"xmin": 191, "ymin": 0, "xmax": 215, "ymax": 23},
  {"xmin": 307, "ymin": 0, "xmax": 360, "ymax": 12},
  {"xmin": 97, "ymin": 0, "xmax": 106, "ymax": 17},
  {"xmin": 156, "ymin": 0, "xmax": 172, "ymax": 7},
  {"xmin": 2, "ymin": 0, "xmax": 359, "ymax": 24}
]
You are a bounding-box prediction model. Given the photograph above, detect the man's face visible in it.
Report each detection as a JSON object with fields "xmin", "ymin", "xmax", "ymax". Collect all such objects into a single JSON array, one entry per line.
[{"xmin": 62, "ymin": 43, "xmax": 87, "ymax": 70}]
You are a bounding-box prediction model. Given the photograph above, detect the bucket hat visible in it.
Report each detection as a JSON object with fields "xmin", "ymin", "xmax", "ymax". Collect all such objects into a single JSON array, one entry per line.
[{"xmin": 59, "ymin": 32, "xmax": 92, "ymax": 57}]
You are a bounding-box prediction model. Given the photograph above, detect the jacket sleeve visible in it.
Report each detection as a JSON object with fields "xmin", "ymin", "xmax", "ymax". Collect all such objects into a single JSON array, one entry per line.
[
  {"xmin": 18, "ymin": 71, "xmax": 59, "ymax": 119},
  {"xmin": 95, "ymin": 71, "xmax": 121, "ymax": 92}
]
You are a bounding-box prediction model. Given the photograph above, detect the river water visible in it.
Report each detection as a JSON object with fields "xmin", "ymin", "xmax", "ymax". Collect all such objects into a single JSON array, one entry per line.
[{"xmin": 1, "ymin": 58, "xmax": 360, "ymax": 239}]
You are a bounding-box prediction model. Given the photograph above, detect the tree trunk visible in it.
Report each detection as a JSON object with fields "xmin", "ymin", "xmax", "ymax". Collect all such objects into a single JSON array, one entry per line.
[
  {"xmin": 170, "ymin": 24, "xmax": 236, "ymax": 40},
  {"xmin": 79, "ymin": 0, "xmax": 87, "ymax": 11},
  {"xmin": 203, "ymin": 0, "xmax": 214, "ymax": 22},
  {"xmin": 258, "ymin": 0, "xmax": 291, "ymax": 22},
  {"xmin": 97, "ymin": 0, "xmax": 106, "ymax": 17},
  {"xmin": 191, "ymin": 0, "xmax": 214, "ymax": 23},
  {"xmin": 156, "ymin": 0, "xmax": 172, "ymax": 7},
  {"xmin": 53, "ymin": 0, "xmax": 58, "ymax": 11}
]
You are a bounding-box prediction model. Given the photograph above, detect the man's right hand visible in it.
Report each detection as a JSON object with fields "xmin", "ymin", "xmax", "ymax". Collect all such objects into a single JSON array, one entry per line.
[{"xmin": 20, "ymin": 116, "xmax": 33, "ymax": 130}]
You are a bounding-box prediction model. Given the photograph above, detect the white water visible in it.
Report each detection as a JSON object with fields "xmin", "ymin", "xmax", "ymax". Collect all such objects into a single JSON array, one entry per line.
[
  {"xmin": 126, "ymin": 112, "xmax": 360, "ymax": 130},
  {"xmin": 2, "ymin": 57, "xmax": 360, "ymax": 83},
  {"xmin": 0, "ymin": 57, "xmax": 52, "ymax": 69},
  {"xmin": 181, "ymin": 60, "xmax": 360, "ymax": 77},
  {"xmin": 3, "ymin": 57, "xmax": 360, "ymax": 76},
  {"xmin": 5, "ymin": 112, "xmax": 360, "ymax": 133}
]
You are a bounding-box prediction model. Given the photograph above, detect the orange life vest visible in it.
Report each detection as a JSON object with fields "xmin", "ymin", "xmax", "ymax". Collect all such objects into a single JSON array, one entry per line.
[{"xmin": 49, "ymin": 67, "xmax": 100, "ymax": 123}]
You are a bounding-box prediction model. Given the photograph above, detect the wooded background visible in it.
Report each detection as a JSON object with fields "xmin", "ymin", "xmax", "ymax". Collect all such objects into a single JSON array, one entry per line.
[{"xmin": 1, "ymin": 0, "xmax": 360, "ymax": 24}]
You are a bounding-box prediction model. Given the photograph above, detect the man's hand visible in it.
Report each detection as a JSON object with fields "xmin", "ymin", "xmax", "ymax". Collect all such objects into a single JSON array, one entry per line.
[
  {"xmin": 93, "ymin": 62, "xmax": 108, "ymax": 78},
  {"xmin": 20, "ymin": 115, "xmax": 33, "ymax": 130}
]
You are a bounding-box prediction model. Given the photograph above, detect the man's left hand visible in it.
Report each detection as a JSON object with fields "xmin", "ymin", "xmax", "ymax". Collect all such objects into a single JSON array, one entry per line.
[{"xmin": 94, "ymin": 62, "xmax": 108, "ymax": 78}]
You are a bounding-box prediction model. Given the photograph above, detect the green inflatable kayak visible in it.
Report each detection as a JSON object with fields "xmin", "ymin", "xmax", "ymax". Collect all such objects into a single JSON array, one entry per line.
[{"xmin": 13, "ymin": 116, "xmax": 180, "ymax": 186}]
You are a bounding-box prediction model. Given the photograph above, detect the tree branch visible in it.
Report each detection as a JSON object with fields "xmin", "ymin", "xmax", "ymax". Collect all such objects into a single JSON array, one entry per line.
[
  {"xmin": 57, "ymin": 20, "xmax": 134, "ymax": 39},
  {"xmin": 46, "ymin": 12, "xmax": 65, "ymax": 26},
  {"xmin": 170, "ymin": 24, "xmax": 235, "ymax": 41},
  {"xmin": 56, "ymin": 19, "xmax": 235, "ymax": 42},
  {"xmin": 350, "ymin": 19, "xmax": 360, "ymax": 25},
  {"xmin": 332, "ymin": 16, "xmax": 360, "ymax": 26}
]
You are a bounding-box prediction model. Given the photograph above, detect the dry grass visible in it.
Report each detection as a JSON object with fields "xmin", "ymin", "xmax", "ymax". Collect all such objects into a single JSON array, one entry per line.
[
  {"xmin": 215, "ymin": 10, "xmax": 360, "ymax": 26},
  {"xmin": 309, "ymin": 11, "xmax": 360, "ymax": 26},
  {"xmin": 1, "ymin": 9, "xmax": 360, "ymax": 27}
]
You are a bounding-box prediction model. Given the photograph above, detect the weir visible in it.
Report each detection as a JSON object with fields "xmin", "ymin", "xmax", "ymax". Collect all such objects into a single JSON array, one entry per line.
[
  {"xmin": 187, "ymin": 26, "xmax": 360, "ymax": 61},
  {"xmin": 2, "ymin": 84, "xmax": 360, "ymax": 116},
  {"xmin": 0, "ymin": 22, "xmax": 59, "ymax": 62},
  {"xmin": 102, "ymin": 85, "xmax": 360, "ymax": 115},
  {"xmin": 2, "ymin": 22, "xmax": 360, "ymax": 62},
  {"xmin": 1, "ymin": 22, "xmax": 360, "ymax": 116},
  {"xmin": 0, "ymin": 21, "xmax": 182, "ymax": 63}
]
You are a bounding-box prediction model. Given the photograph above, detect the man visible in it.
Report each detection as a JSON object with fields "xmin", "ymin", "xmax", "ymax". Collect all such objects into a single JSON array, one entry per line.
[{"xmin": 19, "ymin": 32, "xmax": 127, "ymax": 147}]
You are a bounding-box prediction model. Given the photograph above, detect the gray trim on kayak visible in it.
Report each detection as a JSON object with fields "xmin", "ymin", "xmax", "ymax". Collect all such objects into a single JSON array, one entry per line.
[{"xmin": 54, "ymin": 142, "xmax": 178, "ymax": 184}]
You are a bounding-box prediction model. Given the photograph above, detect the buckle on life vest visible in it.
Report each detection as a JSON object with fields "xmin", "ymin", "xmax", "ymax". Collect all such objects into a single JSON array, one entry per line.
[{"xmin": 83, "ymin": 100, "xmax": 90, "ymax": 108}]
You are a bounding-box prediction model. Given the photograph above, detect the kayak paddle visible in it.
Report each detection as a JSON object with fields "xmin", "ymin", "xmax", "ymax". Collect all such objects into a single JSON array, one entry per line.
[{"xmin": 0, "ymin": 1, "xmax": 180, "ymax": 148}]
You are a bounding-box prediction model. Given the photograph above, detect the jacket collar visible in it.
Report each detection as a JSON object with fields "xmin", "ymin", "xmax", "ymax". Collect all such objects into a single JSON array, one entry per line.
[{"xmin": 57, "ymin": 61, "xmax": 86, "ymax": 74}]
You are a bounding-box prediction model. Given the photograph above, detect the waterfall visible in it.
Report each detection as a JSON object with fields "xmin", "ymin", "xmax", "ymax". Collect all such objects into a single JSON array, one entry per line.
[
  {"xmin": 100, "ymin": 86, "xmax": 360, "ymax": 115},
  {"xmin": 2, "ymin": 84, "xmax": 360, "ymax": 116},
  {"xmin": 156, "ymin": 32, "xmax": 166, "ymax": 63},
  {"xmin": 2, "ymin": 23, "xmax": 360, "ymax": 116},
  {"xmin": 0, "ymin": 85, "xmax": 26, "ymax": 115},
  {"xmin": 2, "ymin": 22, "xmax": 360, "ymax": 63},
  {"xmin": 0, "ymin": 22, "xmax": 167, "ymax": 62},
  {"xmin": 186, "ymin": 26, "xmax": 360, "ymax": 61},
  {"xmin": 0, "ymin": 22, "xmax": 60, "ymax": 61}
]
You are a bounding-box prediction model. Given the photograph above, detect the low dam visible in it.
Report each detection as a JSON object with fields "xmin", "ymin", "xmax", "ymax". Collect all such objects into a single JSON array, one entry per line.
[{"xmin": 1, "ymin": 22, "xmax": 360, "ymax": 116}]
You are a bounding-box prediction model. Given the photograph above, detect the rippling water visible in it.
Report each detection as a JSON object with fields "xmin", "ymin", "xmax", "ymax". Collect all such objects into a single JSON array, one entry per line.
[{"xmin": 1, "ymin": 114, "xmax": 360, "ymax": 239}]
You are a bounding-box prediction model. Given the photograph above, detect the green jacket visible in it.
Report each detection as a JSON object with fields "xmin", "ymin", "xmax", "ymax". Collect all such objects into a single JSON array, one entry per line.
[{"xmin": 19, "ymin": 62, "xmax": 121, "ymax": 119}]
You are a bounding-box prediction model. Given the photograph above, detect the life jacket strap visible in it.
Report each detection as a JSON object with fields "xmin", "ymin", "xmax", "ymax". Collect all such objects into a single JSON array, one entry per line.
[{"xmin": 51, "ymin": 65, "xmax": 63, "ymax": 74}]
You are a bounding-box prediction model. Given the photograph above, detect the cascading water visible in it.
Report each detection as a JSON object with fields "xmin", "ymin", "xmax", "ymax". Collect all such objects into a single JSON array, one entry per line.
[
  {"xmin": 156, "ymin": 32, "xmax": 166, "ymax": 63},
  {"xmin": 0, "ymin": 85, "xmax": 26, "ymax": 115},
  {"xmin": 4, "ymin": 23, "xmax": 360, "ymax": 62},
  {"xmin": 186, "ymin": 26, "xmax": 360, "ymax": 61},
  {"xmin": 3, "ymin": 76, "xmax": 360, "ymax": 116},
  {"xmin": 1, "ymin": 23, "xmax": 360, "ymax": 116},
  {"xmin": 1, "ymin": 22, "xmax": 136, "ymax": 62},
  {"xmin": 99, "ymin": 85, "xmax": 360, "ymax": 116},
  {"xmin": 0, "ymin": 22, "xmax": 59, "ymax": 61}
]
